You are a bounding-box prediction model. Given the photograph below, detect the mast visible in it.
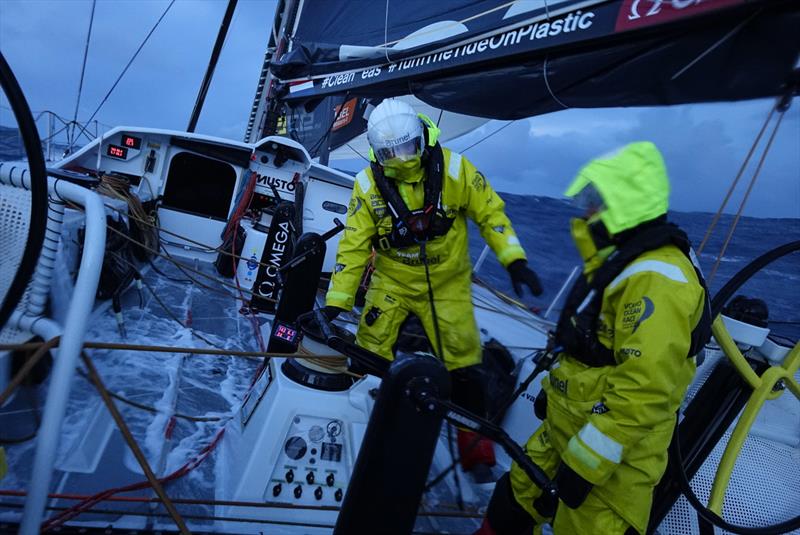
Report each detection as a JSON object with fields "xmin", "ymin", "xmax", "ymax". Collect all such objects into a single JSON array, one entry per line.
[
  {"xmin": 187, "ymin": 0, "xmax": 238, "ymax": 133},
  {"xmin": 245, "ymin": 0, "xmax": 300, "ymax": 142}
]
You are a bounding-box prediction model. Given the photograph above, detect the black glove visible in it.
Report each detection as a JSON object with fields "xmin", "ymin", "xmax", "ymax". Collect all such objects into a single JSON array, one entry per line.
[
  {"xmin": 507, "ymin": 260, "xmax": 543, "ymax": 297},
  {"xmin": 321, "ymin": 305, "xmax": 343, "ymax": 321},
  {"xmin": 554, "ymin": 462, "xmax": 593, "ymax": 509},
  {"xmin": 297, "ymin": 306, "xmax": 343, "ymax": 327}
]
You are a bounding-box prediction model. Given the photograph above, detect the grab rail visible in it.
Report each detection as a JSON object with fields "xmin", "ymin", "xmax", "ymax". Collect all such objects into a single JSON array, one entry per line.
[{"xmin": 0, "ymin": 163, "xmax": 106, "ymax": 534}]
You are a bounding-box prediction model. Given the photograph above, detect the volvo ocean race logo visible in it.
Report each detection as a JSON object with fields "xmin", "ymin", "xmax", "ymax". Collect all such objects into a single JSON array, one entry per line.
[{"xmin": 246, "ymin": 254, "xmax": 259, "ymax": 271}]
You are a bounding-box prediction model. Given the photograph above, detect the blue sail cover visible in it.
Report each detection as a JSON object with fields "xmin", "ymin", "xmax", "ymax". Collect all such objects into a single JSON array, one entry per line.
[{"xmin": 273, "ymin": 0, "xmax": 800, "ymax": 119}]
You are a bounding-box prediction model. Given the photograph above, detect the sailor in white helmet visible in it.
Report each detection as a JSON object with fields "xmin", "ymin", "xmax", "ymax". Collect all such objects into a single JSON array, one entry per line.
[{"xmin": 323, "ymin": 99, "xmax": 543, "ymax": 473}]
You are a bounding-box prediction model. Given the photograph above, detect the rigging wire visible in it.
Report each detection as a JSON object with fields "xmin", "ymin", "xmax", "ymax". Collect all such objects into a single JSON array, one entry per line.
[
  {"xmin": 70, "ymin": 0, "xmax": 96, "ymax": 149},
  {"xmin": 670, "ymin": 11, "xmax": 759, "ymax": 82},
  {"xmin": 69, "ymin": 0, "xmax": 177, "ymax": 153},
  {"xmin": 707, "ymin": 108, "xmax": 786, "ymax": 284},
  {"xmin": 309, "ymin": 91, "xmax": 352, "ymax": 157},
  {"xmin": 346, "ymin": 143, "xmax": 369, "ymax": 162},
  {"xmin": 378, "ymin": 1, "xmax": 515, "ymax": 49},
  {"xmin": 460, "ymin": 120, "xmax": 516, "ymax": 154},
  {"xmin": 697, "ymin": 104, "xmax": 776, "ymax": 255}
]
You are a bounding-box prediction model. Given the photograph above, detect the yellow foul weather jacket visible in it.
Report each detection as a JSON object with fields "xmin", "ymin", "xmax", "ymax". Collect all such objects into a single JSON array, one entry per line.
[
  {"xmin": 511, "ymin": 142, "xmax": 707, "ymax": 534},
  {"xmin": 325, "ymin": 147, "xmax": 526, "ymax": 370}
]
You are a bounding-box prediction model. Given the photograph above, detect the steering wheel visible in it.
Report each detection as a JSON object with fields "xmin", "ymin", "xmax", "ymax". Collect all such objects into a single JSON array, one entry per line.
[
  {"xmin": 688, "ymin": 240, "xmax": 800, "ymax": 533},
  {"xmin": 707, "ymin": 317, "xmax": 799, "ymax": 513},
  {"xmin": 0, "ymin": 52, "xmax": 48, "ymax": 331}
]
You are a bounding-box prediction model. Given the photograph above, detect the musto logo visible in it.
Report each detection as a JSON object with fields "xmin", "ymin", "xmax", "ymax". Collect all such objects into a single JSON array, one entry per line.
[{"xmin": 256, "ymin": 174, "xmax": 296, "ymax": 195}]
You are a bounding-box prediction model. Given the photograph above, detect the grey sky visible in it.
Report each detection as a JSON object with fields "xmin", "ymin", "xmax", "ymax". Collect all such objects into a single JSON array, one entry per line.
[{"xmin": 1, "ymin": 0, "xmax": 798, "ymax": 218}]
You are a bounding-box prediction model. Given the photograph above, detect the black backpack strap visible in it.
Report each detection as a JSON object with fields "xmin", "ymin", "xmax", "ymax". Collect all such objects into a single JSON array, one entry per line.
[
  {"xmin": 555, "ymin": 223, "xmax": 708, "ymax": 367},
  {"xmin": 423, "ymin": 142, "xmax": 444, "ymax": 211},
  {"xmin": 370, "ymin": 161, "xmax": 413, "ymax": 223}
]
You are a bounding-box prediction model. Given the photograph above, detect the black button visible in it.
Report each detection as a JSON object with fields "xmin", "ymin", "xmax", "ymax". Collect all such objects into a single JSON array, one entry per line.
[
  {"xmin": 294, "ymin": 485, "xmax": 302, "ymax": 499},
  {"xmin": 311, "ymin": 448, "xmax": 317, "ymax": 455},
  {"xmin": 314, "ymin": 486, "xmax": 323, "ymax": 500},
  {"xmin": 334, "ymin": 488, "xmax": 343, "ymax": 502},
  {"xmin": 306, "ymin": 471, "xmax": 315, "ymax": 485},
  {"xmin": 284, "ymin": 436, "xmax": 307, "ymax": 460},
  {"xmin": 326, "ymin": 473, "xmax": 335, "ymax": 487},
  {"xmin": 272, "ymin": 483, "xmax": 282, "ymax": 497},
  {"xmin": 285, "ymin": 469, "xmax": 294, "ymax": 483}
]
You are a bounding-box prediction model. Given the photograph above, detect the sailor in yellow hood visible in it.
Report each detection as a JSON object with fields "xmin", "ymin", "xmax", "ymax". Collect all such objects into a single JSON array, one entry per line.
[
  {"xmin": 323, "ymin": 99, "xmax": 543, "ymax": 472},
  {"xmin": 477, "ymin": 142, "xmax": 711, "ymax": 534}
]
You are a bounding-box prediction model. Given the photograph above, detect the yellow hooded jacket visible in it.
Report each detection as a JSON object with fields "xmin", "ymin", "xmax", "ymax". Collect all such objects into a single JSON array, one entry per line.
[
  {"xmin": 511, "ymin": 142, "xmax": 707, "ymax": 534},
  {"xmin": 325, "ymin": 147, "xmax": 526, "ymax": 369}
]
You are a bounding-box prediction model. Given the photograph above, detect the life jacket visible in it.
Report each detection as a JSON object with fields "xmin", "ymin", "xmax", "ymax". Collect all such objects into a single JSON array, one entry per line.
[
  {"xmin": 369, "ymin": 142, "xmax": 455, "ymax": 250},
  {"xmin": 554, "ymin": 223, "xmax": 712, "ymax": 368}
]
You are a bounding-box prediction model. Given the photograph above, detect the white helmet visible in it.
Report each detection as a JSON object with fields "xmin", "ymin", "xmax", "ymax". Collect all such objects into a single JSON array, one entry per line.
[{"xmin": 367, "ymin": 99, "xmax": 423, "ymax": 165}]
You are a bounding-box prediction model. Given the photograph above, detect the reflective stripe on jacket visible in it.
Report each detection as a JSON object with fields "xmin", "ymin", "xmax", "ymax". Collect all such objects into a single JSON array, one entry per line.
[{"xmin": 545, "ymin": 243, "xmax": 705, "ymax": 533}]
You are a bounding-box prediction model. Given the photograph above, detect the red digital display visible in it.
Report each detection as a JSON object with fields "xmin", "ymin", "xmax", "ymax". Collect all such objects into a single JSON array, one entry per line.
[
  {"xmin": 274, "ymin": 324, "xmax": 298, "ymax": 343},
  {"xmin": 121, "ymin": 134, "xmax": 142, "ymax": 149},
  {"xmin": 106, "ymin": 144, "xmax": 128, "ymax": 159}
]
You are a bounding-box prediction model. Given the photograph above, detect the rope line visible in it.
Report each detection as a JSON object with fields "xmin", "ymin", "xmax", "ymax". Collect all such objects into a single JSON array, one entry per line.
[
  {"xmin": 74, "ymin": 367, "xmax": 222, "ymax": 422},
  {"xmin": 75, "ymin": 351, "xmax": 189, "ymax": 534},
  {"xmin": 697, "ymin": 104, "xmax": 776, "ymax": 255},
  {"xmin": 97, "ymin": 200, "xmax": 281, "ymax": 288},
  {"xmin": 0, "ymin": 340, "xmax": 344, "ymax": 360},
  {"xmin": 707, "ymin": 109, "xmax": 785, "ymax": 284},
  {"xmin": 0, "ymin": 337, "xmax": 60, "ymax": 407}
]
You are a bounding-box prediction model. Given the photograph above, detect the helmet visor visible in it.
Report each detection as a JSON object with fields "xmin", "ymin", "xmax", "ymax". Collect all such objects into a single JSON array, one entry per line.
[
  {"xmin": 374, "ymin": 137, "xmax": 422, "ymax": 165},
  {"xmin": 572, "ymin": 182, "xmax": 605, "ymax": 216}
]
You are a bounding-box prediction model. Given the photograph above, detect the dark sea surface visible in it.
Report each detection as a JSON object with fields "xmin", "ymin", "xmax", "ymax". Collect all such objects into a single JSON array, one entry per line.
[{"xmin": 469, "ymin": 193, "xmax": 800, "ymax": 341}]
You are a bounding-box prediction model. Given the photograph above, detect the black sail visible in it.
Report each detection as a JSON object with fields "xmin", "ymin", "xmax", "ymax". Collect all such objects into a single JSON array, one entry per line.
[{"xmin": 270, "ymin": 0, "xmax": 799, "ymax": 120}]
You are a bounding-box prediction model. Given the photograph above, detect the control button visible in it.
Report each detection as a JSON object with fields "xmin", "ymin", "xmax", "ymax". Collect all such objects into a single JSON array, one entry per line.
[
  {"xmin": 334, "ymin": 488, "xmax": 343, "ymax": 502},
  {"xmin": 326, "ymin": 473, "xmax": 335, "ymax": 487},
  {"xmin": 272, "ymin": 483, "xmax": 282, "ymax": 497},
  {"xmin": 314, "ymin": 486, "xmax": 323, "ymax": 500},
  {"xmin": 306, "ymin": 471, "xmax": 315, "ymax": 485},
  {"xmin": 294, "ymin": 485, "xmax": 303, "ymax": 499},
  {"xmin": 285, "ymin": 469, "xmax": 294, "ymax": 483},
  {"xmin": 284, "ymin": 436, "xmax": 307, "ymax": 460},
  {"xmin": 310, "ymin": 448, "xmax": 317, "ymax": 455}
]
